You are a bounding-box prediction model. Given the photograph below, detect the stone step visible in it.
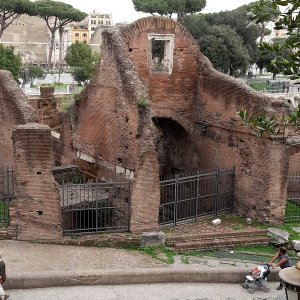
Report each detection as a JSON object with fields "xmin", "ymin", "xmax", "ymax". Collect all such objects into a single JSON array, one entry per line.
[
  {"xmin": 166, "ymin": 229, "xmax": 268, "ymax": 245},
  {"xmin": 171, "ymin": 236, "xmax": 271, "ymax": 252}
]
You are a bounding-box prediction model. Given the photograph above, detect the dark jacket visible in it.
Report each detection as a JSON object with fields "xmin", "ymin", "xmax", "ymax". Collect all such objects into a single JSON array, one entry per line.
[{"xmin": 0, "ymin": 260, "xmax": 6, "ymax": 283}]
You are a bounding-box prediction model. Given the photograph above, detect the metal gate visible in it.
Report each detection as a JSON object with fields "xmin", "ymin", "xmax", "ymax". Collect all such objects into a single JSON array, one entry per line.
[
  {"xmin": 159, "ymin": 168, "xmax": 234, "ymax": 226},
  {"xmin": 60, "ymin": 181, "xmax": 131, "ymax": 235},
  {"xmin": 286, "ymin": 172, "xmax": 300, "ymax": 222},
  {"xmin": 0, "ymin": 167, "xmax": 16, "ymax": 225}
]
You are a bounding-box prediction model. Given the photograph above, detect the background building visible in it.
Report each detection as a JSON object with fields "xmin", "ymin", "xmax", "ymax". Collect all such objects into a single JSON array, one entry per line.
[
  {"xmin": 1, "ymin": 15, "xmax": 50, "ymax": 67},
  {"xmin": 0, "ymin": 10, "xmax": 114, "ymax": 69}
]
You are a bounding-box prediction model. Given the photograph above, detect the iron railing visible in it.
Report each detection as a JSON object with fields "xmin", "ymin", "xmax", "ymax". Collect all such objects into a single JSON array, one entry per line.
[
  {"xmin": 286, "ymin": 172, "xmax": 300, "ymax": 222},
  {"xmin": 159, "ymin": 168, "xmax": 235, "ymax": 226},
  {"xmin": 0, "ymin": 167, "xmax": 16, "ymax": 224},
  {"xmin": 60, "ymin": 180, "xmax": 131, "ymax": 235}
]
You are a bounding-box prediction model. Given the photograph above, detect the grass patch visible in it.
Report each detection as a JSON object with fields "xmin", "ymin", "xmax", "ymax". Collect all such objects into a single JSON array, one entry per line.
[
  {"xmin": 234, "ymin": 245, "xmax": 276, "ymax": 256},
  {"xmin": 285, "ymin": 201, "xmax": 300, "ymax": 223},
  {"xmin": 137, "ymin": 98, "xmax": 150, "ymax": 109},
  {"xmin": 123, "ymin": 245, "xmax": 175, "ymax": 264},
  {"xmin": 0, "ymin": 200, "xmax": 9, "ymax": 223},
  {"xmin": 232, "ymin": 225, "xmax": 244, "ymax": 231},
  {"xmin": 60, "ymin": 96, "xmax": 75, "ymax": 113},
  {"xmin": 181, "ymin": 255, "xmax": 189, "ymax": 264},
  {"xmin": 249, "ymin": 82, "xmax": 267, "ymax": 91}
]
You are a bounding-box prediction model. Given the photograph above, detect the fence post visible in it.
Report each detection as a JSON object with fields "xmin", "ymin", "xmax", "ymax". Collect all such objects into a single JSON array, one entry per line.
[
  {"xmin": 174, "ymin": 174, "xmax": 179, "ymax": 227},
  {"xmin": 128, "ymin": 180, "xmax": 131, "ymax": 230},
  {"xmin": 215, "ymin": 168, "xmax": 220, "ymax": 217},
  {"xmin": 195, "ymin": 171, "xmax": 200, "ymax": 221},
  {"xmin": 231, "ymin": 167, "xmax": 235, "ymax": 212}
]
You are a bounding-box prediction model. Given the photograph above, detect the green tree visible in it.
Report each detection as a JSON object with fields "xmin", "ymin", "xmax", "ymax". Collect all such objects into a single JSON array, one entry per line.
[
  {"xmin": 0, "ymin": 44, "xmax": 22, "ymax": 80},
  {"xmin": 132, "ymin": 0, "xmax": 206, "ymax": 21},
  {"xmin": 65, "ymin": 43, "xmax": 100, "ymax": 85},
  {"xmin": 182, "ymin": 3, "xmax": 265, "ymax": 66},
  {"xmin": 251, "ymin": 0, "xmax": 300, "ymax": 79},
  {"xmin": 34, "ymin": 0, "xmax": 87, "ymax": 71},
  {"xmin": 238, "ymin": 1, "xmax": 300, "ymax": 141},
  {"xmin": 247, "ymin": 0, "xmax": 279, "ymax": 45},
  {"xmin": 200, "ymin": 25, "xmax": 250, "ymax": 76},
  {"xmin": 0, "ymin": 0, "xmax": 36, "ymax": 40},
  {"xmin": 182, "ymin": 14, "xmax": 251, "ymax": 76},
  {"xmin": 257, "ymin": 38, "xmax": 290, "ymax": 79},
  {"xmin": 27, "ymin": 64, "xmax": 45, "ymax": 83}
]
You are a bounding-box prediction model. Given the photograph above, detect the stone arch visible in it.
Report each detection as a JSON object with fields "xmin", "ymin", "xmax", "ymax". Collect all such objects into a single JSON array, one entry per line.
[
  {"xmin": 151, "ymin": 108, "xmax": 198, "ymax": 176},
  {"xmin": 151, "ymin": 108, "xmax": 193, "ymax": 135}
]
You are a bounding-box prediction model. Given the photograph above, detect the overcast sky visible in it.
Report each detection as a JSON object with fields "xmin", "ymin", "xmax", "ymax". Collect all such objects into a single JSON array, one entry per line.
[{"xmin": 60, "ymin": 0, "xmax": 255, "ymax": 24}]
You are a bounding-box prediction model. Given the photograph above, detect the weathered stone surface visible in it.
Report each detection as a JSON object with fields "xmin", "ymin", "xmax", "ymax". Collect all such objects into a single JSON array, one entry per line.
[
  {"xmin": 11, "ymin": 124, "xmax": 63, "ymax": 240},
  {"xmin": 267, "ymin": 228, "xmax": 289, "ymax": 244},
  {"xmin": 0, "ymin": 70, "xmax": 37, "ymax": 168},
  {"xmin": 68, "ymin": 16, "xmax": 295, "ymax": 234},
  {"xmin": 212, "ymin": 219, "xmax": 222, "ymax": 226},
  {"xmin": 246, "ymin": 218, "xmax": 252, "ymax": 225},
  {"xmin": 139, "ymin": 231, "xmax": 166, "ymax": 246},
  {"xmin": 292, "ymin": 240, "xmax": 300, "ymax": 251},
  {"xmin": 292, "ymin": 227, "xmax": 300, "ymax": 233}
]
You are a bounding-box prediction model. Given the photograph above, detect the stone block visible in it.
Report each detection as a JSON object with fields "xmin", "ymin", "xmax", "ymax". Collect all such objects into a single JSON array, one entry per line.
[
  {"xmin": 292, "ymin": 240, "xmax": 300, "ymax": 251},
  {"xmin": 139, "ymin": 231, "xmax": 166, "ymax": 246},
  {"xmin": 292, "ymin": 227, "xmax": 300, "ymax": 234},
  {"xmin": 267, "ymin": 228, "xmax": 289, "ymax": 245},
  {"xmin": 246, "ymin": 218, "xmax": 252, "ymax": 225},
  {"xmin": 211, "ymin": 219, "xmax": 221, "ymax": 226}
]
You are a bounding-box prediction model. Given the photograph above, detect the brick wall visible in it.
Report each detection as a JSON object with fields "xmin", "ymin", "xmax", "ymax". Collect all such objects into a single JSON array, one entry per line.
[
  {"xmin": 68, "ymin": 16, "xmax": 300, "ymax": 231},
  {"xmin": 28, "ymin": 95, "xmax": 63, "ymax": 129},
  {"xmin": 0, "ymin": 70, "xmax": 36, "ymax": 168},
  {"xmin": 11, "ymin": 124, "xmax": 63, "ymax": 240}
]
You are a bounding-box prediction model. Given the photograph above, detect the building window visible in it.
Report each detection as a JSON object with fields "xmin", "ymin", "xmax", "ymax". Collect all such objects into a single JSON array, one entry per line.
[
  {"xmin": 91, "ymin": 27, "xmax": 95, "ymax": 31},
  {"xmin": 91, "ymin": 20, "xmax": 96, "ymax": 25},
  {"xmin": 99, "ymin": 20, "xmax": 103, "ymax": 25},
  {"xmin": 75, "ymin": 33, "xmax": 79, "ymax": 37},
  {"xmin": 148, "ymin": 33, "xmax": 174, "ymax": 75},
  {"xmin": 106, "ymin": 21, "xmax": 111, "ymax": 25},
  {"xmin": 83, "ymin": 33, "xmax": 87, "ymax": 37}
]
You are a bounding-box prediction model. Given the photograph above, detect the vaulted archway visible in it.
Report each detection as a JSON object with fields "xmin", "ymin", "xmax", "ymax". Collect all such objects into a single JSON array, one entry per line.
[{"xmin": 152, "ymin": 116, "xmax": 199, "ymax": 176}]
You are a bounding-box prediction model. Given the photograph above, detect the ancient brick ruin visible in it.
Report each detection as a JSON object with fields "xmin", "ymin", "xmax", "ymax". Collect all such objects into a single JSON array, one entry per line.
[
  {"xmin": 1, "ymin": 16, "xmax": 300, "ymax": 240},
  {"xmin": 0, "ymin": 70, "xmax": 62, "ymax": 240},
  {"xmin": 65, "ymin": 17, "xmax": 299, "ymax": 231}
]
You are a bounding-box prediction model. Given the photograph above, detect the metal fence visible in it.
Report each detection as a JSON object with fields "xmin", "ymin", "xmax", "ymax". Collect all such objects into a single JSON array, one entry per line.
[
  {"xmin": 0, "ymin": 167, "xmax": 16, "ymax": 224},
  {"xmin": 286, "ymin": 172, "xmax": 300, "ymax": 222},
  {"xmin": 21, "ymin": 85, "xmax": 82, "ymax": 96},
  {"xmin": 60, "ymin": 180, "xmax": 131, "ymax": 235},
  {"xmin": 159, "ymin": 168, "xmax": 235, "ymax": 226}
]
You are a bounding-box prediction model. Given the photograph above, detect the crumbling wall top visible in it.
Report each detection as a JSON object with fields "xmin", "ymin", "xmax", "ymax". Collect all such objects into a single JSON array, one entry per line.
[{"xmin": 0, "ymin": 70, "xmax": 37, "ymax": 124}]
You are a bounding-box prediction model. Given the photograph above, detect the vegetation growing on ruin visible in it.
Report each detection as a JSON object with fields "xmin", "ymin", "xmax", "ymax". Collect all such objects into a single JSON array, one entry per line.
[{"xmin": 137, "ymin": 98, "xmax": 150, "ymax": 109}]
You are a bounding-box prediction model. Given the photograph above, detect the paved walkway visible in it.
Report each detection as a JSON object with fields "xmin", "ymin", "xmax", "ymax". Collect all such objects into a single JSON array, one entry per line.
[
  {"xmin": 1, "ymin": 216, "xmax": 296, "ymax": 300},
  {"xmin": 8, "ymin": 283, "xmax": 286, "ymax": 300},
  {"xmin": 0, "ymin": 240, "xmax": 285, "ymax": 299}
]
